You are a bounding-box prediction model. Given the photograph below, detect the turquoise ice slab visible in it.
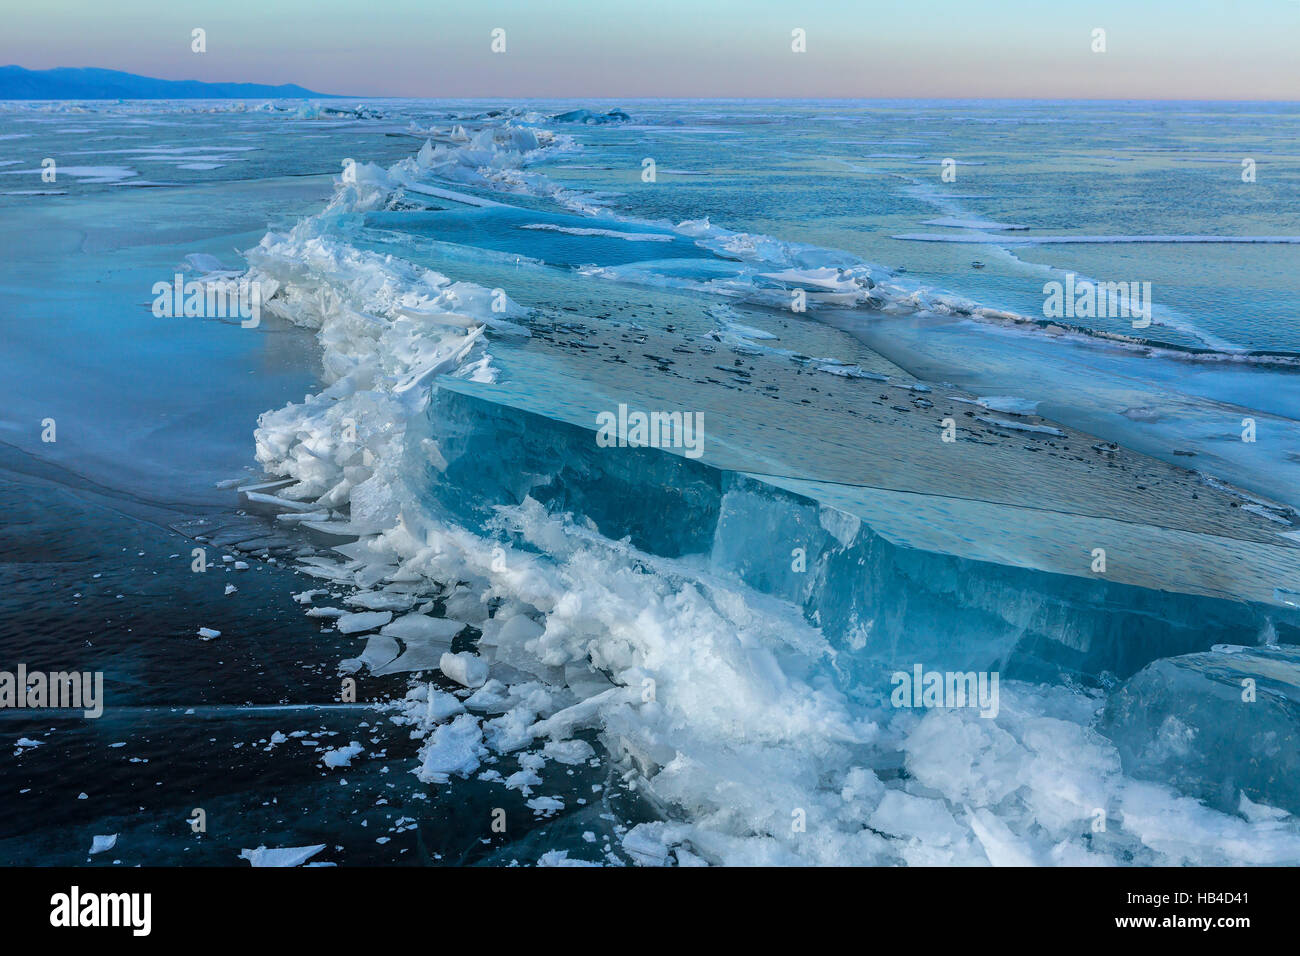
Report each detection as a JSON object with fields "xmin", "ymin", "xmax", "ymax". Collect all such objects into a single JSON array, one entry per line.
[
  {"xmin": 1102, "ymin": 644, "xmax": 1300, "ymax": 815},
  {"xmin": 413, "ymin": 306, "xmax": 1300, "ymax": 682}
]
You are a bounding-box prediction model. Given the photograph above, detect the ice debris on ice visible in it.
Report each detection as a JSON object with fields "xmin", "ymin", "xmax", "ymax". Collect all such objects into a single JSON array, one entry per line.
[
  {"xmin": 89, "ymin": 834, "xmax": 118, "ymax": 855},
  {"xmin": 336, "ymin": 611, "xmax": 392, "ymax": 634},
  {"xmin": 238, "ymin": 844, "xmax": 326, "ymax": 867},
  {"xmin": 439, "ymin": 651, "xmax": 488, "ymax": 688},
  {"xmin": 321, "ymin": 741, "xmax": 364, "ymax": 769},
  {"xmin": 974, "ymin": 415, "xmax": 1065, "ymax": 437},
  {"xmin": 415, "ymin": 713, "xmax": 486, "ymax": 783}
]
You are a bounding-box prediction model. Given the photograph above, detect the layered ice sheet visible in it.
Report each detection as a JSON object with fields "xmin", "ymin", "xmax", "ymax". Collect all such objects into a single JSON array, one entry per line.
[{"xmin": 419, "ymin": 385, "xmax": 1299, "ymax": 682}]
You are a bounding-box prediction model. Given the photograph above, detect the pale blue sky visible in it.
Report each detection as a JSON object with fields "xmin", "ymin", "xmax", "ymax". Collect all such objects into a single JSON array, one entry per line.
[{"xmin": 6, "ymin": 0, "xmax": 1298, "ymax": 99}]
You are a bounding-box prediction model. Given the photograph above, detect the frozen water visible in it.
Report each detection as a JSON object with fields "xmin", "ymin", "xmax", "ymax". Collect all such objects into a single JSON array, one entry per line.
[
  {"xmin": 239, "ymin": 844, "xmax": 327, "ymax": 867},
  {"xmin": 1102, "ymin": 644, "xmax": 1300, "ymax": 816},
  {"xmin": 229, "ymin": 104, "xmax": 1300, "ymax": 864},
  {"xmin": 7, "ymin": 98, "xmax": 1299, "ymax": 866}
]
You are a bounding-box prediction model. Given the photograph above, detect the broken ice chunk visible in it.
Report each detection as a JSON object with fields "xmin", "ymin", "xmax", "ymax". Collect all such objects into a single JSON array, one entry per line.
[
  {"xmin": 357, "ymin": 635, "xmax": 400, "ymax": 670},
  {"xmin": 442, "ymin": 588, "xmax": 489, "ymax": 624},
  {"xmin": 463, "ymin": 679, "xmax": 512, "ymax": 713},
  {"xmin": 238, "ymin": 844, "xmax": 326, "ymax": 867},
  {"xmin": 336, "ymin": 611, "xmax": 393, "ymax": 634},
  {"xmin": 415, "ymin": 713, "xmax": 485, "ymax": 783},
  {"xmin": 505, "ymin": 768, "xmax": 542, "ymax": 793},
  {"xmin": 89, "ymin": 834, "xmax": 118, "ymax": 855},
  {"xmin": 440, "ymin": 651, "xmax": 489, "ymax": 688},
  {"xmin": 305, "ymin": 606, "xmax": 346, "ymax": 618},
  {"xmin": 543, "ymin": 738, "xmax": 595, "ymax": 765},
  {"xmin": 346, "ymin": 591, "xmax": 417, "ymax": 612},
  {"xmin": 405, "ymin": 684, "xmax": 465, "ymax": 723},
  {"xmin": 868, "ymin": 790, "xmax": 966, "ymax": 847},
  {"xmin": 527, "ymin": 795, "xmax": 564, "ymax": 815},
  {"xmin": 380, "ymin": 614, "xmax": 466, "ymax": 642},
  {"xmin": 372, "ymin": 640, "xmax": 447, "ymax": 676},
  {"xmin": 1101, "ymin": 644, "xmax": 1300, "ymax": 815},
  {"xmin": 321, "ymin": 741, "xmax": 363, "ymax": 768},
  {"xmin": 536, "ymin": 850, "xmax": 600, "ymax": 867}
]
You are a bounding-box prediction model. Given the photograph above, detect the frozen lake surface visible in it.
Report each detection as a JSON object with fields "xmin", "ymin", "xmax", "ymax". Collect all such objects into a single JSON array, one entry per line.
[{"xmin": 1, "ymin": 98, "xmax": 1298, "ymax": 866}]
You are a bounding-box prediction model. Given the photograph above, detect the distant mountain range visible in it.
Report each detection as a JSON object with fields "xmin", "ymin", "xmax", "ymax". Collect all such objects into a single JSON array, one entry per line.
[{"xmin": 0, "ymin": 66, "xmax": 339, "ymax": 99}]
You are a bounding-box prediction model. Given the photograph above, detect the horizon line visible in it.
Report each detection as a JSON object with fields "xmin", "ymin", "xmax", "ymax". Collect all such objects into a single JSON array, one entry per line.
[{"xmin": 4, "ymin": 66, "xmax": 1300, "ymax": 106}]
